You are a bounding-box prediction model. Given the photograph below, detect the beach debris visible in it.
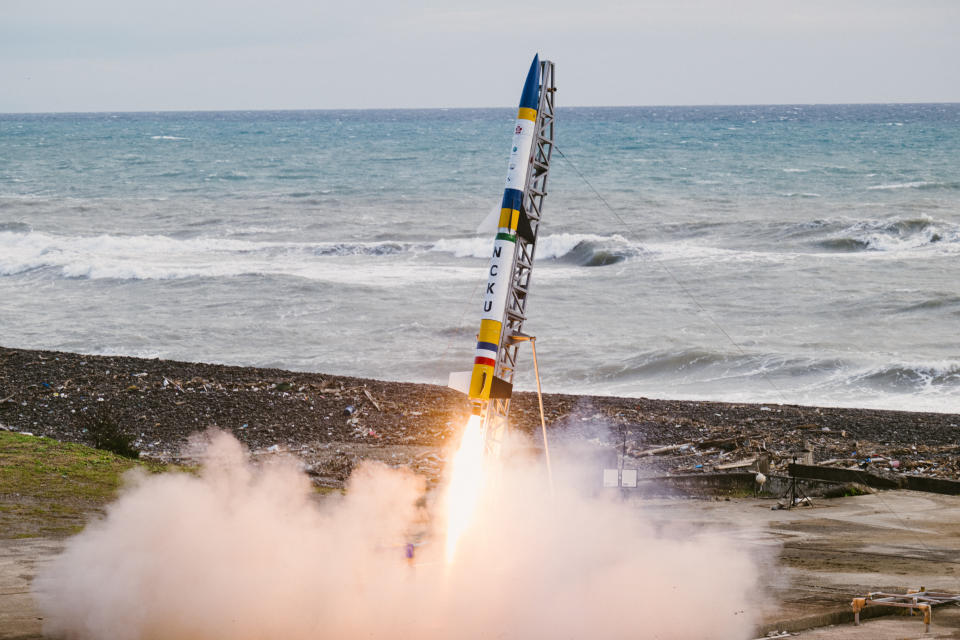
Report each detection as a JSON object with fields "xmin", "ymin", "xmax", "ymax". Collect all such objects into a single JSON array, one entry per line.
[
  {"xmin": 634, "ymin": 443, "xmax": 693, "ymax": 457},
  {"xmin": 363, "ymin": 389, "xmax": 381, "ymax": 412},
  {"xmin": 715, "ymin": 457, "xmax": 758, "ymax": 470},
  {"xmin": 755, "ymin": 472, "xmax": 767, "ymax": 491}
]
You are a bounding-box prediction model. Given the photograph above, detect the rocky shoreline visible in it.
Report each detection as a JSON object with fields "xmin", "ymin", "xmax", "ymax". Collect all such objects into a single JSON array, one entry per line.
[{"xmin": 1, "ymin": 345, "xmax": 958, "ymax": 486}]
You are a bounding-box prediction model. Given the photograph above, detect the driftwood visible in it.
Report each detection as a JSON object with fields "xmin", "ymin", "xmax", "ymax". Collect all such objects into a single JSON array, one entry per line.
[
  {"xmin": 715, "ymin": 457, "xmax": 757, "ymax": 470},
  {"xmin": 363, "ymin": 389, "xmax": 381, "ymax": 412},
  {"xmin": 634, "ymin": 443, "xmax": 693, "ymax": 457}
]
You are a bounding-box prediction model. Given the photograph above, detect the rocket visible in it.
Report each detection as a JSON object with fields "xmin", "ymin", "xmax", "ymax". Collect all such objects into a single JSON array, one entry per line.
[{"xmin": 448, "ymin": 55, "xmax": 543, "ymax": 415}]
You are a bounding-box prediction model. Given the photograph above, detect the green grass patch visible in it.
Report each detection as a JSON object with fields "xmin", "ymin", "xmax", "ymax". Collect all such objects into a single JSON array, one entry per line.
[
  {"xmin": 821, "ymin": 482, "xmax": 873, "ymax": 499},
  {"xmin": 0, "ymin": 432, "xmax": 177, "ymax": 539}
]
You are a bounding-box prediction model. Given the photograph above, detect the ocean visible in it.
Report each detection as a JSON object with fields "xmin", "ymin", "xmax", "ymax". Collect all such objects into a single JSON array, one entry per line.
[{"xmin": 1, "ymin": 105, "xmax": 959, "ymax": 413}]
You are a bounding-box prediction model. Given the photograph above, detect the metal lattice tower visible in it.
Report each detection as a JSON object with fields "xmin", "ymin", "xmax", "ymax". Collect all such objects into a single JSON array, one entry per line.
[{"xmin": 483, "ymin": 59, "xmax": 556, "ymax": 457}]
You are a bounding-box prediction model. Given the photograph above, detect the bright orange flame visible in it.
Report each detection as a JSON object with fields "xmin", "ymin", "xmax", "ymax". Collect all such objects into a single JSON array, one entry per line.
[{"xmin": 444, "ymin": 414, "xmax": 486, "ymax": 563}]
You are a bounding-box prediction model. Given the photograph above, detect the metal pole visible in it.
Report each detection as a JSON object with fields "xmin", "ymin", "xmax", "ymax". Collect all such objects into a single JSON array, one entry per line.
[{"xmin": 530, "ymin": 338, "xmax": 554, "ymax": 494}]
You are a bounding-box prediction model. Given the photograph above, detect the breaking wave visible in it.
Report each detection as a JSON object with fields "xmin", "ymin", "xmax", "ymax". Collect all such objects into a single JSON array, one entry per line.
[
  {"xmin": 0, "ymin": 231, "xmax": 467, "ymax": 284},
  {"xmin": 572, "ymin": 349, "xmax": 960, "ymax": 405},
  {"xmin": 0, "ymin": 229, "xmax": 645, "ymax": 282},
  {"xmin": 0, "ymin": 221, "xmax": 31, "ymax": 233},
  {"xmin": 5, "ymin": 216, "xmax": 956, "ymax": 285},
  {"xmin": 313, "ymin": 242, "xmax": 418, "ymax": 257},
  {"xmin": 867, "ymin": 180, "xmax": 960, "ymax": 191},
  {"xmin": 730, "ymin": 215, "xmax": 960, "ymax": 254},
  {"xmin": 815, "ymin": 237, "xmax": 872, "ymax": 251},
  {"xmin": 847, "ymin": 362, "xmax": 960, "ymax": 391},
  {"xmin": 813, "ymin": 216, "xmax": 959, "ymax": 252},
  {"xmin": 672, "ymin": 214, "xmax": 960, "ymax": 257},
  {"xmin": 579, "ymin": 349, "xmax": 846, "ymax": 384},
  {"xmin": 898, "ymin": 295, "xmax": 960, "ymax": 314},
  {"xmin": 430, "ymin": 233, "xmax": 638, "ymax": 266}
]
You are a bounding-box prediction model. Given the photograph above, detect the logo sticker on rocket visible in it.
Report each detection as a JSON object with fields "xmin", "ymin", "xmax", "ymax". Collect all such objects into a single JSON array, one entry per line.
[{"xmin": 480, "ymin": 241, "xmax": 511, "ymax": 321}]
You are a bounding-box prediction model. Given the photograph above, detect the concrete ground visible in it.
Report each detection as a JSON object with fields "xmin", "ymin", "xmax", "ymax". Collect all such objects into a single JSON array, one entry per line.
[
  {"xmin": 0, "ymin": 539, "xmax": 61, "ymax": 640},
  {"xmin": 3, "ymin": 490, "xmax": 959, "ymax": 639},
  {"xmin": 787, "ymin": 606, "xmax": 960, "ymax": 639},
  {"xmin": 636, "ymin": 490, "xmax": 960, "ymax": 638}
]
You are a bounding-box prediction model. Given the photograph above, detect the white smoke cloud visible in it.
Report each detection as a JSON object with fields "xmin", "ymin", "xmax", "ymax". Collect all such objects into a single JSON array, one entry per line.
[{"xmin": 35, "ymin": 429, "xmax": 766, "ymax": 639}]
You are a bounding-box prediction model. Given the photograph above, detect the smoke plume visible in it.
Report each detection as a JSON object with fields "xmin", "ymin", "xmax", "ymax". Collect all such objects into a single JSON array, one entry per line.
[{"xmin": 35, "ymin": 429, "xmax": 765, "ymax": 639}]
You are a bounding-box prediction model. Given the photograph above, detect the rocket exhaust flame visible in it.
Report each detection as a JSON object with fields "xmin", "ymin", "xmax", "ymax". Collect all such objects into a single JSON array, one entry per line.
[{"xmin": 443, "ymin": 414, "xmax": 486, "ymax": 563}]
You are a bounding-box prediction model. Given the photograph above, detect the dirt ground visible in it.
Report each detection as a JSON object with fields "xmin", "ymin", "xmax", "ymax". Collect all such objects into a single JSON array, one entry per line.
[{"xmin": 3, "ymin": 491, "xmax": 959, "ymax": 639}]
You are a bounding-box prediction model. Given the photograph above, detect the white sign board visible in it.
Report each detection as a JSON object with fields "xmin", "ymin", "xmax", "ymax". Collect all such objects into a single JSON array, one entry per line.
[
  {"xmin": 621, "ymin": 468, "xmax": 638, "ymax": 488},
  {"xmin": 602, "ymin": 469, "xmax": 620, "ymax": 488}
]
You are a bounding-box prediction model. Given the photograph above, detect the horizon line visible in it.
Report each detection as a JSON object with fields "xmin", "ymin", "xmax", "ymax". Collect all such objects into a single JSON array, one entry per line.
[{"xmin": 3, "ymin": 100, "xmax": 960, "ymax": 117}]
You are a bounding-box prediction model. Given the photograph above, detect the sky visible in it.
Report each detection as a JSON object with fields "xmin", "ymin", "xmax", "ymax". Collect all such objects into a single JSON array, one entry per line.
[{"xmin": 2, "ymin": 0, "xmax": 959, "ymax": 112}]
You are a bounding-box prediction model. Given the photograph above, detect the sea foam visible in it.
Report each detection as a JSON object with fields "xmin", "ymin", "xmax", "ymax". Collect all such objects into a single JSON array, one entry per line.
[{"xmin": 0, "ymin": 231, "xmax": 471, "ymax": 285}]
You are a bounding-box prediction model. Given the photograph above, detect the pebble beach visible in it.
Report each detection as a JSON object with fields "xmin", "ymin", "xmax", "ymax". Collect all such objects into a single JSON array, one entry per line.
[{"xmin": 2, "ymin": 346, "xmax": 957, "ymax": 487}]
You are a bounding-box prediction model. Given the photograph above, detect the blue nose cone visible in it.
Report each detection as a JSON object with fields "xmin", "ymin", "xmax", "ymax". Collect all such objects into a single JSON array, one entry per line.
[{"xmin": 518, "ymin": 54, "xmax": 541, "ymax": 111}]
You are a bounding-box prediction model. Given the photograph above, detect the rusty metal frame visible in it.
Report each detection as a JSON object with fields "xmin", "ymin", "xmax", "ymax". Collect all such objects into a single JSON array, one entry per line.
[{"xmin": 852, "ymin": 590, "xmax": 960, "ymax": 632}]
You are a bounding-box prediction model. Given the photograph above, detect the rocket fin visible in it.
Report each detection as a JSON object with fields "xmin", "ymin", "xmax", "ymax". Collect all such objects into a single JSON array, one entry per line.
[
  {"xmin": 476, "ymin": 204, "xmax": 502, "ymax": 235},
  {"xmin": 516, "ymin": 205, "xmax": 535, "ymax": 244},
  {"xmin": 447, "ymin": 371, "xmax": 472, "ymax": 395},
  {"xmin": 488, "ymin": 375, "xmax": 513, "ymax": 399}
]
